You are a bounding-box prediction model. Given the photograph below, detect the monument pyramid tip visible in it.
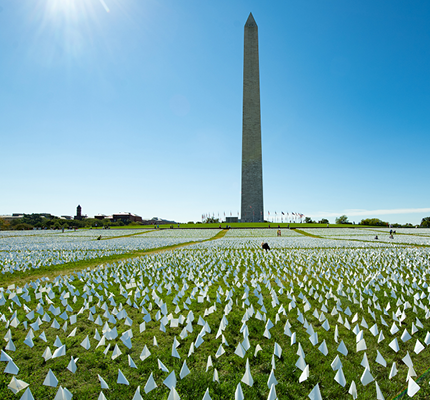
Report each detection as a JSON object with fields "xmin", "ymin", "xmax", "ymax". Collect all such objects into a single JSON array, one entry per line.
[{"xmin": 245, "ymin": 13, "xmax": 257, "ymax": 27}]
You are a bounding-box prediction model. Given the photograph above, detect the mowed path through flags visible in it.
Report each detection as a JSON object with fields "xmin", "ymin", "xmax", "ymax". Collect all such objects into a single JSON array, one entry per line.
[{"xmin": 0, "ymin": 230, "xmax": 430, "ymax": 398}]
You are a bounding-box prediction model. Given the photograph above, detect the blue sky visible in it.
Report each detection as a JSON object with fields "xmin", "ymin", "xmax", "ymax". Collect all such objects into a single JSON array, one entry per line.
[{"xmin": 1, "ymin": 0, "xmax": 429, "ymax": 224}]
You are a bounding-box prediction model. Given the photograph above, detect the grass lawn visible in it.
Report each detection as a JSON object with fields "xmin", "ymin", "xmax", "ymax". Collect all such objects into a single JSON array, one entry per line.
[
  {"xmin": 104, "ymin": 223, "xmax": 366, "ymax": 230},
  {"xmin": 0, "ymin": 230, "xmax": 429, "ymax": 399}
]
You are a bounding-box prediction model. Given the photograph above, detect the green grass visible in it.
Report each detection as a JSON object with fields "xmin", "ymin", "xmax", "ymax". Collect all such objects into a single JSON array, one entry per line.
[
  {"xmin": 1, "ymin": 231, "xmax": 430, "ymax": 399},
  {"xmin": 294, "ymin": 229, "xmax": 324, "ymax": 239},
  {"xmin": 2, "ymin": 247, "xmax": 430, "ymax": 399},
  {"xmin": 0, "ymin": 230, "xmax": 228, "ymax": 287},
  {"xmin": 4, "ymin": 223, "xmax": 398, "ymax": 232},
  {"xmin": 100, "ymin": 230, "xmax": 154, "ymax": 240},
  {"xmin": 148, "ymin": 223, "xmax": 360, "ymax": 229}
]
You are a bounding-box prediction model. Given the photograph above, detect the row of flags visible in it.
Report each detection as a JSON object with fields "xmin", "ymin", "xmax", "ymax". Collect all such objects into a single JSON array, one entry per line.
[
  {"xmin": 266, "ymin": 211, "xmax": 305, "ymax": 223},
  {"xmin": 268, "ymin": 211, "xmax": 305, "ymax": 218},
  {"xmin": 202, "ymin": 212, "xmax": 239, "ymax": 220}
]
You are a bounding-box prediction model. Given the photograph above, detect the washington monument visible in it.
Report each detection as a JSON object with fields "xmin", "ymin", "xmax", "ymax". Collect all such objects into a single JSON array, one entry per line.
[{"xmin": 241, "ymin": 13, "xmax": 264, "ymax": 223}]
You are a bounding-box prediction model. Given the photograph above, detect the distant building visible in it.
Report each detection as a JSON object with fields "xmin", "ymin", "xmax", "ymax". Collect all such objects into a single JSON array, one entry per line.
[
  {"xmin": 226, "ymin": 217, "xmax": 239, "ymax": 223},
  {"xmin": 93, "ymin": 213, "xmax": 177, "ymax": 224},
  {"xmin": 94, "ymin": 212, "xmax": 142, "ymax": 223},
  {"xmin": 60, "ymin": 216, "xmax": 73, "ymax": 220},
  {"xmin": 111, "ymin": 213, "xmax": 143, "ymax": 223},
  {"xmin": 140, "ymin": 217, "xmax": 178, "ymax": 225},
  {"xmin": 2, "ymin": 213, "xmax": 56, "ymax": 222},
  {"xmin": 74, "ymin": 205, "xmax": 86, "ymax": 220},
  {"xmin": 0, "ymin": 215, "xmax": 22, "ymax": 222}
]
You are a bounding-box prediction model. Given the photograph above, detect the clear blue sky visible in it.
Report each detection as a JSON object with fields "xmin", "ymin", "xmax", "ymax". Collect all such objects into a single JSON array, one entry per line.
[{"xmin": 1, "ymin": 0, "xmax": 429, "ymax": 224}]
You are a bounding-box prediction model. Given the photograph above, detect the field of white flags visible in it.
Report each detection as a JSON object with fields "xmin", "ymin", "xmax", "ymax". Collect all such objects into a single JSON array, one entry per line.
[
  {"xmin": 1, "ymin": 228, "xmax": 430, "ymax": 399},
  {"xmin": 300, "ymin": 228, "xmax": 430, "ymax": 247},
  {"xmin": 0, "ymin": 229, "xmax": 221, "ymax": 275}
]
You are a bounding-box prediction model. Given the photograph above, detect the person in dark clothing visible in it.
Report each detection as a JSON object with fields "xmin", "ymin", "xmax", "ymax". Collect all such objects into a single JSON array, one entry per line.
[{"xmin": 261, "ymin": 242, "xmax": 271, "ymax": 251}]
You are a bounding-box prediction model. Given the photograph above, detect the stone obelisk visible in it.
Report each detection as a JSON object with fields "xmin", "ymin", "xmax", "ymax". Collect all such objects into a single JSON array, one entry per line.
[{"xmin": 241, "ymin": 13, "xmax": 264, "ymax": 223}]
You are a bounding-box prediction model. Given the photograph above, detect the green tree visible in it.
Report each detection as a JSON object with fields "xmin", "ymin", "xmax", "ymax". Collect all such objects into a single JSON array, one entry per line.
[
  {"xmin": 304, "ymin": 217, "xmax": 315, "ymax": 223},
  {"xmin": 53, "ymin": 221, "xmax": 63, "ymax": 230},
  {"xmin": 359, "ymin": 218, "xmax": 388, "ymax": 227},
  {"xmin": 45, "ymin": 218, "xmax": 61, "ymax": 228},
  {"xmin": 0, "ymin": 218, "xmax": 10, "ymax": 231},
  {"xmin": 421, "ymin": 217, "xmax": 430, "ymax": 228},
  {"xmin": 14, "ymin": 223, "xmax": 33, "ymax": 230},
  {"xmin": 22, "ymin": 214, "xmax": 43, "ymax": 226},
  {"xmin": 320, "ymin": 218, "xmax": 329, "ymax": 224},
  {"xmin": 203, "ymin": 217, "xmax": 219, "ymax": 224},
  {"xmin": 9, "ymin": 218, "xmax": 24, "ymax": 229},
  {"xmin": 335, "ymin": 215, "xmax": 349, "ymax": 224}
]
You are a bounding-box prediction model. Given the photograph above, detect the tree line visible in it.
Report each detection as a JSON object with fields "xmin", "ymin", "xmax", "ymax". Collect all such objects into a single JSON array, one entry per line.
[
  {"xmin": 334, "ymin": 215, "xmax": 429, "ymax": 228},
  {"xmin": 0, "ymin": 214, "xmax": 143, "ymax": 231},
  {"xmin": 302, "ymin": 215, "xmax": 429, "ymax": 228}
]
